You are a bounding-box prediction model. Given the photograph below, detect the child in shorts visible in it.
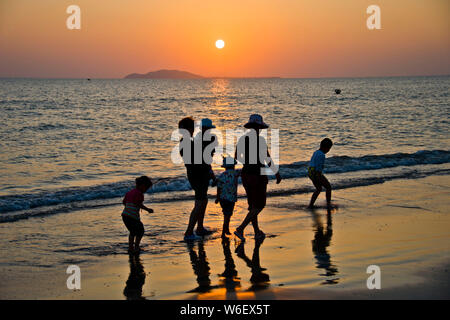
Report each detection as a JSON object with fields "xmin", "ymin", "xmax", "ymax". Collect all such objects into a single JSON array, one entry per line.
[
  {"xmin": 215, "ymin": 156, "xmax": 240, "ymax": 238},
  {"xmin": 122, "ymin": 176, "xmax": 153, "ymax": 253},
  {"xmin": 308, "ymin": 138, "xmax": 333, "ymax": 209}
]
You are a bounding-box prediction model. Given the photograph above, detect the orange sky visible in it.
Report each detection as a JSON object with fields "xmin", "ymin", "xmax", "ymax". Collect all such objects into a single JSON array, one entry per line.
[{"xmin": 0, "ymin": 0, "xmax": 448, "ymax": 78}]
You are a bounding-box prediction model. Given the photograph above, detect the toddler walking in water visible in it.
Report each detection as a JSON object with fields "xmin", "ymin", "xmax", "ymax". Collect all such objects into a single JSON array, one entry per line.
[
  {"xmin": 122, "ymin": 176, "xmax": 153, "ymax": 253},
  {"xmin": 216, "ymin": 157, "xmax": 240, "ymax": 238},
  {"xmin": 308, "ymin": 138, "xmax": 333, "ymax": 209}
]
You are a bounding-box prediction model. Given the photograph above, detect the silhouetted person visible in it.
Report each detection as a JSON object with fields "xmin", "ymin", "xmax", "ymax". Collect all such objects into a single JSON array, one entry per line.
[
  {"xmin": 123, "ymin": 252, "xmax": 146, "ymax": 300},
  {"xmin": 308, "ymin": 138, "xmax": 333, "ymax": 209},
  {"xmin": 215, "ymin": 156, "xmax": 240, "ymax": 238},
  {"xmin": 234, "ymin": 114, "xmax": 282, "ymax": 241},
  {"xmin": 121, "ymin": 176, "xmax": 154, "ymax": 254},
  {"xmin": 179, "ymin": 117, "xmax": 218, "ymax": 241},
  {"xmin": 310, "ymin": 208, "xmax": 339, "ymax": 284}
]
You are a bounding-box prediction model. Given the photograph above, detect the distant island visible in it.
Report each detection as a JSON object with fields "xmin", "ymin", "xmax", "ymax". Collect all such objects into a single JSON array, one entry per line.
[
  {"xmin": 123, "ymin": 69, "xmax": 281, "ymax": 79},
  {"xmin": 124, "ymin": 69, "xmax": 204, "ymax": 79}
]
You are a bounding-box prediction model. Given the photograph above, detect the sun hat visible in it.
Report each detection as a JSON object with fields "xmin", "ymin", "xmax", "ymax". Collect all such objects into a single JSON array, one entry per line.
[
  {"xmin": 244, "ymin": 114, "xmax": 269, "ymax": 129},
  {"xmin": 200, "ymin": 118, "xmax": 216, "ymax": 129},
  {"xmin": 222, "ymin": 156, "xmax": 237, "ymax": 168}
]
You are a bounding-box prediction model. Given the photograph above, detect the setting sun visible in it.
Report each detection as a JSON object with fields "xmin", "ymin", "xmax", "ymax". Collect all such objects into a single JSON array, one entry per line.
[{"xmin": 215, "ymin": 39, "xmax": 225, "ymax": 49}]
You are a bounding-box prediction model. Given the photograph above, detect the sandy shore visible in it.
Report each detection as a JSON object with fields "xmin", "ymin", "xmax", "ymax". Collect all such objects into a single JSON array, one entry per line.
[{"xmin": 0, "ymin": 175, "xmax": 449, "ymax": 299}]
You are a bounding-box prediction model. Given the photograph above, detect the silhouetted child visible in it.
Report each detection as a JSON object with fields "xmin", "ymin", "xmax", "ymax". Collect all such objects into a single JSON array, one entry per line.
[
  {"xmin": 122, "ymin": 176, "xmax": 153, "ymax": 253},
  {"xmin": 215, "ymin": 157, "xmax": 240, "ymax": 238},
  {"xmin": 308, "ymin": 138, "xmax": 333, "ymax": 209}
]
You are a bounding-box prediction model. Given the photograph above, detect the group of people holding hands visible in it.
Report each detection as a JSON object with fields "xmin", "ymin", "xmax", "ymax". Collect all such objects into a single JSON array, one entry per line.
[{"xmin": 121, "ymin": 114, "xmax": 333, "ymax": 253}]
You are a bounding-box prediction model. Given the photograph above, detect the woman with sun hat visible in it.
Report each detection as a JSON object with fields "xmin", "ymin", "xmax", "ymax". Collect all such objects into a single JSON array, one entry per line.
[{"xmin": 234, "ymin": 114, "xmax": 282, "ymax": 241}]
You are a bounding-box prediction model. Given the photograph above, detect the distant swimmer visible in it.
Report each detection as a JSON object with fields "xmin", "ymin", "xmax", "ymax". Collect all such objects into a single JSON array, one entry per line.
[{"xmin": 335, "ymin": 89, "xmax": 341, "ymax": 94}]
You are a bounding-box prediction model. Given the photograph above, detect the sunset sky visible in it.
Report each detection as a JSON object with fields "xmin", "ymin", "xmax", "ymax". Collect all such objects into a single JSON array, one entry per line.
[{"xmin": 0, "ymin": 0, "xmax": 448, "ymax": 78}]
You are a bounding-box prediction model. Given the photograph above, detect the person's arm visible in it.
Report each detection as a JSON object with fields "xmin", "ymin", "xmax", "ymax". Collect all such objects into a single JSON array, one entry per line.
[
  {"xmin": 317, "ymin": 153, "xmax": 325, "ymax": 173},
  {"xmin": 139, "ymin": 203, "xmax": 153, "ymax": 213},
  {"xmin": 266, "ymin": 149, "xmax": 282, "ymax": 184},
  {"xmin": 275, "ymin": 172, "xmax": 282, "ymax": 184},
  {"xmin": 137, "ymin": 193, "xmax": 153, "ymax": 213}
]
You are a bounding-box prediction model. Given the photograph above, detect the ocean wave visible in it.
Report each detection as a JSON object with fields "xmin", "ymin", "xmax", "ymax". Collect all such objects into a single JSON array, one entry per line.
[
  {"xmin": 0, "ymin": 149, "xmax": 449, "ymax": 221},
  {"xmin": 281, "ymin": 149, "xmax": 450, "ymax": 178}
]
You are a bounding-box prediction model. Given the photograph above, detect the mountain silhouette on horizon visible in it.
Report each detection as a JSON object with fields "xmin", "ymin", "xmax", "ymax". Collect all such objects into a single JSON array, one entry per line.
[{"xmin": 124, "ymin": 69, "xmax": 204, "ymax": 79}]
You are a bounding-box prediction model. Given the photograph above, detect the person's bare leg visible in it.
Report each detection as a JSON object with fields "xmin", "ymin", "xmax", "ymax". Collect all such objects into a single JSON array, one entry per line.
[
  {"xmin": 185, "ymin": 200, "xmax": 202, "ymax": 236},
  {"xmin": 237, "ymin": 208, "xmax": 262, "ymax": 235},
  {"xmin": 128, "ymin": 234, "xmax": 134, "ymax": 252},
  {"xmin": 134, "ymin": 234, "xmax": 143, "ymax": 252},
  {"xmin": 308, "ymin": 188, "xmax": 321, "ymax": 208},
  {"xmin": 251, "ymin": 216, "xmax": 260, "ymax": 234},
  {"xmin": 326, "ymin": 188, "xmax": 331, "ymax": 207},
  {"xmin": 321, "ymin": 176, "xmax": 332, "ymax": 207},
  {"xmin": 222, "ymin": 215, "xmax": 231, "ymax": 237},
  {"xmin": 196, "ymin": 199, "xmax": 208, "ymax": 231}
]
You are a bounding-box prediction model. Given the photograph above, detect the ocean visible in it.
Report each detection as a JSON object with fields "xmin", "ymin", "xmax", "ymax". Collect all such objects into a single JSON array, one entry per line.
[
  {"xmin": 0, "ymin": 76, "xmax": 449, "ymax": 222},
  {"xmin": 1, "ymin": 76, "xmax": 449, "ymax": 299}
]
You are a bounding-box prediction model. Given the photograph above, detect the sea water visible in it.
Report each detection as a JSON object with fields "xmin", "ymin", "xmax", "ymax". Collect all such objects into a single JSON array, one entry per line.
[
  {"xmin": 0, "ymin": 76, "xmax": 449, "ymax": 222},
  {"xmin": 0, "ymin": 76, "xmax": 449, "ymax": 298}
]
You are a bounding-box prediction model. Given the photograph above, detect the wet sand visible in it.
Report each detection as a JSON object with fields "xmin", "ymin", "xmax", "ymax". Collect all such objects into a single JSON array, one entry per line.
[{"xmin": 0, "ymin": 175, "xmax": 449, "ymax": 299}]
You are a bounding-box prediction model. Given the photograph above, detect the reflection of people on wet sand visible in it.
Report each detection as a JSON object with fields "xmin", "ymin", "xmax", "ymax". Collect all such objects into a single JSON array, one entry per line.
[
  {"xmin": 310, "ymin": 208, "xmax": 339, "ymax": 284},
  {"xmin": 186, "ymin": 241, "xmax": 218, "ymax": 293},
  {"xmin": 123, "ymin": 253, "xmax": 146, "ymax": 300},
  {"xmin": 218, "ymin": 238, "xmax": 241, "ymax": 298},
  {"xmin": 235, "ymin": 239, "xmax": 270, "ymax": 291}
]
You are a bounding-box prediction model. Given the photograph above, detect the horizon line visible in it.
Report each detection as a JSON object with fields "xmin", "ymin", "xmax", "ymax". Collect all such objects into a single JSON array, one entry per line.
[{"xmin": 1, "ymin": 74, "xmax": 449, "ymax": 80}]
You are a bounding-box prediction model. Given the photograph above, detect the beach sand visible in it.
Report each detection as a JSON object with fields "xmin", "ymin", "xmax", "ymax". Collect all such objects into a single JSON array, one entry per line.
[{"xmin": 0, "ymin": 175, "xmax": 449, "ymax": 299}]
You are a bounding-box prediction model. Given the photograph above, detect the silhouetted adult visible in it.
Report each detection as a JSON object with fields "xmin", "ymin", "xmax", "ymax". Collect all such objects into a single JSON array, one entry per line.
[
  {"xmin": 178, "ymin": 117, "xmax": 217, "ymax": 241},
  {"xmin": 234, "ymin": 114, "xmax": 281, "ymax": 241}
]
